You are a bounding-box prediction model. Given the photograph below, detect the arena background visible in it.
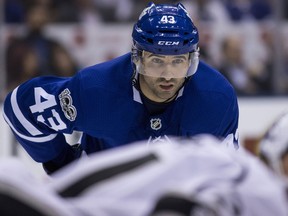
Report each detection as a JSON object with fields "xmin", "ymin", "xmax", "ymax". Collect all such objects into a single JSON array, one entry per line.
[{"xmin": 0, "ymin": 1, "xmax": 288, "ymax": 176}]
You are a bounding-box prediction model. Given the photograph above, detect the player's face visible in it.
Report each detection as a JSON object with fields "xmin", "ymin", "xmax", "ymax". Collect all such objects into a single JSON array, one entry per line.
[
  {"xmin": 138, "ymin": 51, "xmax": 189, "ymax": 102},
  {"xmin": 139, "ymin": 73, "xmax": 185, "ymax": 102}
]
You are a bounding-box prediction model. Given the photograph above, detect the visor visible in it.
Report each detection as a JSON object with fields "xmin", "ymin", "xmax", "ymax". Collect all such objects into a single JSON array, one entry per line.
[{"xmin": 136, "ymin": 50, "xmax": 199, "ymax": 78}]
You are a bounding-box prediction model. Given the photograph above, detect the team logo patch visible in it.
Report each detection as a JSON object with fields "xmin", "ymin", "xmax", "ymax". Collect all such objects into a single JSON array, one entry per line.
[
  {"xmin": 59, "ymin": 88, "xmax": 77, "ymax": 121},
  {"xmin": 150, "ymin": 118, "xmax": 162, "ymax": 130}
]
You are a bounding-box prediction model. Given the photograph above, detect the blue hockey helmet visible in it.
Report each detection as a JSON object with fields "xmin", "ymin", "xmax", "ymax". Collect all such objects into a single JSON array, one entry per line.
[{"xmin": 132, "ymin": 2, "xmax": 199, "ymax": 55}]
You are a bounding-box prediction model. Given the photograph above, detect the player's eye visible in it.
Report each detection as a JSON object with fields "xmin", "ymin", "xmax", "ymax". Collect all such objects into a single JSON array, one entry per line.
[
  {"xmin": 151, "ymin": 58, "xmax": 164, "ymax": 64},
  {"xmin": 172, "ymin": 59, "xmax": 184, "ymax": 64}
]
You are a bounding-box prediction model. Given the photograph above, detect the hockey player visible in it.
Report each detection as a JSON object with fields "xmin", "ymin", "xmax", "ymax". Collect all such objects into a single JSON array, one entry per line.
[
  {"xmin": 3, "ymin": 2, "xmax": 239, "ymax": 174},
  {"xmin": 259, "ymin": 112, "xmax": 288, "ymax": 182},
  {"xmin": 0, "ymin": 136, "xmax": 287, "ymax": 216}
]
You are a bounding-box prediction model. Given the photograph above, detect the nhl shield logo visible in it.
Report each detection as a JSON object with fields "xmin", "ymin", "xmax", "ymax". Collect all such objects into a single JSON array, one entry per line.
[{"xmin": 150, "ymin": 118, "xmax": 162, "ymax": 130}]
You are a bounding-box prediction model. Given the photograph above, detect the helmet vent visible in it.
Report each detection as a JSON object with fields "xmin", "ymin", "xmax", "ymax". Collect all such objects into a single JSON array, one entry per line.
[
  {"xmin": 147, "ymin": 38, "xmax": 153, "ymax": 44},
  {"xmin": 159, "ymin": 30, "xmax": 178, "ymax": 34},
  {"xmin": 183, "ymin": 40, "xmax": 189, "ymax": 45}
]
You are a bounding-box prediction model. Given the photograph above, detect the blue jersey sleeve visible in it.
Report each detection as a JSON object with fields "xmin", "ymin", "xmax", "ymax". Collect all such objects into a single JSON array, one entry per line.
[
  {"xmin": 3, "ymin": 74, "xmax": 84, "ymax": 164},
  {"xmin": 218, "ymin": 93, "xmax": 239, "ymax": 147}
]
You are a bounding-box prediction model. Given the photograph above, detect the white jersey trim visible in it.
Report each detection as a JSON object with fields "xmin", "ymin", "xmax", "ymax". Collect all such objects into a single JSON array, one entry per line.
[
  {"xmin": 132, "ymin": 86, "xmax": 142, "ymax": 104},
  {"xmin": 176, "ymin": 86, "xmax": 184, "ymax": 98},
  {"xmin": 3, "ymin": 110, "xmax": 57, "ymax": 143},
  {"xmin": 11, "ymin": 87, "xmax": 43, "ymax": 136}
]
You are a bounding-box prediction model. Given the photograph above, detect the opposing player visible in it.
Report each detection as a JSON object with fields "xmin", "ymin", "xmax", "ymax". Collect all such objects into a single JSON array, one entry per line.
[
  {"xmin": 0, "ymin": 136, "xmax": 287, "ymax": 216},
  {"xmin": 3, "ymin": 2, "xmax": 239, "ymax": 174},
  {"xmin": 258, "ymin": 112, "xmax": 288, "ymax": 182}
]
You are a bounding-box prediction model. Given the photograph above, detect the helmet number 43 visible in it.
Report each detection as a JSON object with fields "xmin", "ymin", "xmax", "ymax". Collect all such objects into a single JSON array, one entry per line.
[{"xmin": 160, "ymin": 15, "xmax": 176, "ymax": 24}]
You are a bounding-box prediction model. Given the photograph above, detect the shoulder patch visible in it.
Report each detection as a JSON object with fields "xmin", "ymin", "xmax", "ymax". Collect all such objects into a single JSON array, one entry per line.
[{"xmin": 59, "ymin": 88, "xmax": 77, "ymax": 121}]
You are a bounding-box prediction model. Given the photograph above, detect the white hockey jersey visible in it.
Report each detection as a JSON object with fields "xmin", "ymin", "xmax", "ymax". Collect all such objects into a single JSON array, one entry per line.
[{"xmin": 0, "ymin": 135, "xmax": 287, "ymax": 216}]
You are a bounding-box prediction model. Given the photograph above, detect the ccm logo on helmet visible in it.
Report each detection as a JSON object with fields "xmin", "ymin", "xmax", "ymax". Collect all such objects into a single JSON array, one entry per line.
[{"xmin": 158, "ymin": 41, "xmax": 180, "ymax": 46}]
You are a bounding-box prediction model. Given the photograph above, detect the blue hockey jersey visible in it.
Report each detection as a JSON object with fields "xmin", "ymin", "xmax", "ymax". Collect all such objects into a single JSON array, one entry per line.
[{"xmin": 3, "ymin": 53, "xmax": 239, "ymax": 165}]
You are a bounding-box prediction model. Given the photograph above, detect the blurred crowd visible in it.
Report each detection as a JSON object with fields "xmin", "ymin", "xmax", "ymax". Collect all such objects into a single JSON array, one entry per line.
[
  {"xmin": 3, "ymin": 0, "xmax": 278, "ymax": 24},
  {"xmin": 3, "ymin": 0, "xmax": 288, "ymax": 98}
]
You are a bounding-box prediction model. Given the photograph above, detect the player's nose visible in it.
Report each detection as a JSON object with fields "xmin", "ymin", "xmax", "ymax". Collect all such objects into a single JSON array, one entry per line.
[{"xmin": 160, "ymin": 65, "xmax": 175, "ymax": 80}]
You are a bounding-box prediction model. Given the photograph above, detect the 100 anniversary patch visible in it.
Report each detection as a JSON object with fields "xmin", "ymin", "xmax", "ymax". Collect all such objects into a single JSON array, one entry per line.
[{"xmin": 59, "ymin": 88, "xmax": 77, "ymax": 121}]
